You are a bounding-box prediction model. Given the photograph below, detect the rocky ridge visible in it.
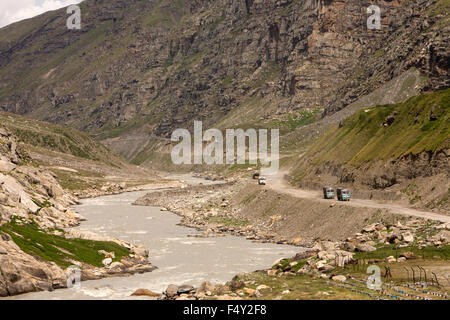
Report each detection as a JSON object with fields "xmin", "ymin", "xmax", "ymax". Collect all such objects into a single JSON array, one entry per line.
[{"xmin": 0, "ymin": 127, "xmax": 154, "ymax": 297}]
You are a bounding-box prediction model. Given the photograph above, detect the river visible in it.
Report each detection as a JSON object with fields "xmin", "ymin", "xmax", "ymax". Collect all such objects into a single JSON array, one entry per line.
[{"xmin": 9, "ymin": 177, "xmax": 301, "ymax": 300}]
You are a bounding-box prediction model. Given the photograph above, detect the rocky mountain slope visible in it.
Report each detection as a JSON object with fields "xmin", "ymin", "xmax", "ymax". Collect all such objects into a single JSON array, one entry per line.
[
  {"xmin": 0, "ymin": 126, "xmax": 154, "ymax": 297},
  {"xmin": 0, "ymin": 110, "xmax": 164, "ymax": 199},
  {"xmin": 0, "ymin": 0, "xmax": 448, "ymax": 167}
]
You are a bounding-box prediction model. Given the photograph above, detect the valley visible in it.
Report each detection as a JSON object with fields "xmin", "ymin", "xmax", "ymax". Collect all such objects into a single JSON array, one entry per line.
[{"xmin": 0, "ymin": 0, "xmax": 448, "ymax": 302}]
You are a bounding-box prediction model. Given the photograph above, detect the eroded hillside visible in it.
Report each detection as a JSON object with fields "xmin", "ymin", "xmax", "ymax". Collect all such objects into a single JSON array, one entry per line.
[{"xmin": 290, "ymin": 89, "xmax": 450, "ymax": 212}]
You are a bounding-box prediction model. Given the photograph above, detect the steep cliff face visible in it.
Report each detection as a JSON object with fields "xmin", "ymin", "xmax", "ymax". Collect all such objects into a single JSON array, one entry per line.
[{"xmin": 0, "ymin": 0, "xmax": 448, "ymax": 164}]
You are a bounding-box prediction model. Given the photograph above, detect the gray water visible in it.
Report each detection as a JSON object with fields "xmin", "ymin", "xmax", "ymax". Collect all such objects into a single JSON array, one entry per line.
[{"xmin": 9, "ymin": 177, "xmax": 301, "ymax": 300}]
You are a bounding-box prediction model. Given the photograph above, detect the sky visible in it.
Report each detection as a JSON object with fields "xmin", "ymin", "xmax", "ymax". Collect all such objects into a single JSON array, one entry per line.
[{"xmin": 0, "ymin": 0, "xmax": 83, "ymax": 28}]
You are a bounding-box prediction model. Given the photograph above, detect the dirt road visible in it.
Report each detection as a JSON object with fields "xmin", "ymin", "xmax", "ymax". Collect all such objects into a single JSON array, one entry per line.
[{"xmin": 265, "ymin": 172, "xmax": 450, "ymax": 224}]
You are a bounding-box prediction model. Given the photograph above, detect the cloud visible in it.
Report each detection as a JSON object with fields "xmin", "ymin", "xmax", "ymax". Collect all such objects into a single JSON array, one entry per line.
[{"xmin": 0, "ymin": 0, "xmax": 83, "ymax": 28}]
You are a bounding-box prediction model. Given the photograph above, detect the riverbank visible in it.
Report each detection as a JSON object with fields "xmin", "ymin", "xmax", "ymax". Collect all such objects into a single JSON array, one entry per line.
[
  {"xmin": 133, "ymin": 178, "xmax": 450, "ymax": 300},
  {"xmin": 6, "ymin": 189, "xmax": 300, "ymax": 300},
  {"xmin": 0, "ymin": 178, "xmax": 157, "ymax": 297},
  {"xmin": 157, "ymin": 217, "xmax": 450, "ymax": 300},
  {"xmin": 133, "ymin": 179, "xmax": 402, "ymax": 246},
  {"xmin": 0, "ymin": 130, "xmax": 168, "ymax": 297}
]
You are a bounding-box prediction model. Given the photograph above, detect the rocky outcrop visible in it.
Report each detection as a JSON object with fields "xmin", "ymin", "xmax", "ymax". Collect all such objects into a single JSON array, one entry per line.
[{"xmin": 0, "ymin": 127, "xmax": 155, "ymax": 297}]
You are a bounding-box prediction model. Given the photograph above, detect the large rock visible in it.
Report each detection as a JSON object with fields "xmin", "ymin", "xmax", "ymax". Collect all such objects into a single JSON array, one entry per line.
[
  {"xmin": 292, "ymin": 250, "xmax": 318, "ymax": 260},
  {"xmin": 131, "ymin": 289, "xmax": 160, "ymax": 297},
  {"xmin": 227, "ymin": 279, "xmax": 245, "ymax": 291},
  {"xmin": 131, "ymin": 246, "xmax": 149, "ymax": 258},
  {"xmin": 0, "ymin": 173, "xmax": 39, "ymax": 213},
  {"xmin": 355, "ymin": 243, "xmax": 377, "ymax": 252},
  {"xmin": 102, "ymin": 258, "xmax": 113, "ymax": 266},
  {"xmin": 166, "ymin": 284, "xmax": 179, "ymax": 298},
  {"xmin": 400, "ymin": 251, "xmax": 416, "ymax": 259},
  {"xmin": 177, "ymin": 285, "xmax": 194, "ymax": 294},
  {"xmin": 0, "ymin": 251, "xmax": 66, "ymax": 297},
  {"xmin": 196, "ymin": 281, "xmax": 215, "ymax": 295},
  {"xmin": 401, "ymin": 232, "xmax": 414, "ymax": 243},
  {"xmin": 332, "ymin": 275, "xmax": 346, "ymax": 282},
  {"xmin": 0, "ymin": 158, "xmax": 16, "ymax": 173}
]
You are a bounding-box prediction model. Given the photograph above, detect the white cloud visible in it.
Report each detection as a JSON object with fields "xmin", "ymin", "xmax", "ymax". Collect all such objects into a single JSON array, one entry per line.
[{"xmin": 0, "ymin": 0, "xmax": 83, "ymax": 28}]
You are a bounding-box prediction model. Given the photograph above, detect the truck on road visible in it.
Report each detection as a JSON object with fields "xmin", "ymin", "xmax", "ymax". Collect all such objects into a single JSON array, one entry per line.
[
  {"xmin": 337, "ymin": 188, "xmax": 351, "ymax": 201},
  {"xmin": 322, "ymin": 186, "xmax": 335, "ymax": 199}
]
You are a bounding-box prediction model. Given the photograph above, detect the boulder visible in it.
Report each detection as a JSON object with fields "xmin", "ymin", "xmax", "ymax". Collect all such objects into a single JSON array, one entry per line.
[
  {"xmin": 292, "ymin": 250, "xmax": 317, "ymax": 260},
  {"xmin": 318, "ymin": 251, "xmax": 335, "ymax": 260},
  {"xmin": 132, "ymin": 246, "xmax": 149, "ymax": 258},
  {"xmin": 243, "ymin": 288, "xmax": 260, "ymax": 297},
  {"xmin": 355, "ymin": 243, "xmax": 377, "ymax": 252},
  {"xmin": 102, "ymin": 258, "xmax": 112, "ymax": 266},
  {"xmin": 332, "ymin": 275, "xmax": 346, "ymax": 282},
  {"xmin": 166, "ymin": 284, "xmax": 179, "ymax": 298},
  {"xmin": 256, "ymin": 284, "xmax": 270, "ymax": 291},
  {"xmin": 401, "ymin": 232, "xmax": 414, "ymax": 243},
  {"xmin": 0, "ymin": 174, "xmax": 39, "ymax": 213},
  {"xmin": 131, "ymin": 289, "xmax": 160, "ymax": 297},
  {"xmin": 0, "ymin": 159, "xmax": 16, "ymax": 173},
  {"xmin": 266, "ymin": 269, "xmax": 277, "ymax": 276},
  {"xmin": 108, "ymin": 262, "xmax": 123, "ymax": 270},
  {"xmin": 362, "ymin": 223, "xmax": 377, "ymax": 233},
  {"xmin": 385, "ymin": 256, "xmax": 396, "ymax": 263},
  {"xmin": 213, "ymin": 284, "xmax": 230, "ymax": 295},
  {"xmin": 228, "ymin": 279, "xmax": 245, "ymax": 291},
  {"xmin": 196, "ymin": 281, "xmax": 215, "ymax": 295},
  {"xmin": 400, "ymin": 251, "xmax": 415, "ymax": 259},
  {"xmin": 177, "ymin": 285, "xmax": 194, "ymax": 294},
  {"xmin": 316, "ymin": 260, "xmax": 328, "ymax": 269}
]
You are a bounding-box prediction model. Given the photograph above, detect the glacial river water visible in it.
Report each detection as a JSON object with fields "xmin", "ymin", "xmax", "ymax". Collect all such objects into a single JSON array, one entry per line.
[{"xmin": 10, "ymin": 177, "xmax": 301, "ymax": 300}]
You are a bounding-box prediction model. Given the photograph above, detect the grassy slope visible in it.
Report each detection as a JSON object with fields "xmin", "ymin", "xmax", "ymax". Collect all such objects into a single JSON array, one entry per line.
[
  {"xmin": 302, "ymin": 89, "xmax": 450, "ymax": 168},
  {"xmin": 0, "ymin": 218, "xmax": 130, "ymax": 268},
  {"xmin": 0, "ymin": 110, "xmax": 125, "ymax": 167}
]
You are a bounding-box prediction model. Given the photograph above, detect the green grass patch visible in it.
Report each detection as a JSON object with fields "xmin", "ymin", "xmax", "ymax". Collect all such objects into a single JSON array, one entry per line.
[
  {"xmin": 273, "ymin": 108, "xmax": 321, "ymax": 131},
  {"xmin": 233, "ymin": 272, "xmax": 373, "ymax": 300},
  {"xmin": 0, "ymin": 218, "xmax": 130, "ymax": 268},
  {"xmin": 272, "ymin": 258, "xmax": 307, "ymax": 272},
  {"xmin": 353, "ymin": 244, "xmax": 450, "ymax": 261},
  {"xmin": 31, "ymin": 197, "xmax": 52, "ymax": 209},
  {"xmin": 301, "ymin": 89, "xmax": 450, "ymax": 168},
  {"xmin": 49, "ymin": 169, "xmax": 103, "ymax": 191},
  {"xmin": 207, "ymin": 216, "xmax": 249, "ymax": 227}
]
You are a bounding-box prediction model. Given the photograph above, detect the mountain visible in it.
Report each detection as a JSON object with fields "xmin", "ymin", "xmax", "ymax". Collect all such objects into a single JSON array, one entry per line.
[{"xmin": 0, "ymin": 0, "xmax": 448, "ymax": 168}]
